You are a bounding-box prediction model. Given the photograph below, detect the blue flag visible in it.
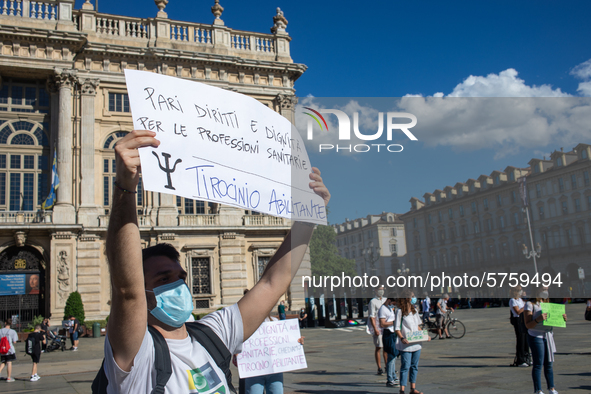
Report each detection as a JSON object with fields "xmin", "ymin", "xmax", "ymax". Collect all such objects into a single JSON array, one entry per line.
[{"xmin": 41, "ymin": 151, "xmax": 60, "ymax": 210}]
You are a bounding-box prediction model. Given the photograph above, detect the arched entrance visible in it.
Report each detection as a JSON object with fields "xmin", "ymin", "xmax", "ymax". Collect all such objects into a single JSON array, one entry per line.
[{"xmin": 0, "ymin": 246, "xmax": 46, "ymax": 329}]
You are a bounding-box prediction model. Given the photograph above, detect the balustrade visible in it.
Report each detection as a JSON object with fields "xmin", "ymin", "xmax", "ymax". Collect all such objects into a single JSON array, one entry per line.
[
  {"xmin": 30, "ymin": 1, "xmax": 57, "ymax": 20},
  {"xmin": 0, "ymin": 211, "xmax": 52, "ymax": 224}
]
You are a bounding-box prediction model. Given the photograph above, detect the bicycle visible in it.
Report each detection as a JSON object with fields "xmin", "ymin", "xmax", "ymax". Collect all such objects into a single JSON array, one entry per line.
[{"xmin": 423, "ymin": 310, "xmax": 466, "ymax": 339}]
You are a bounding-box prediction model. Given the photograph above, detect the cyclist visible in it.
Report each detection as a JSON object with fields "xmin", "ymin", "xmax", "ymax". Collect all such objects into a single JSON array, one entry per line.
[{"xmin": 436, "ymin": 294, "xmax": 454, "ymax": 339}]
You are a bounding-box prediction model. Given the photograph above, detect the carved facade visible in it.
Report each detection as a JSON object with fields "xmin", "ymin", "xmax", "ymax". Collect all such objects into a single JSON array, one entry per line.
[{"xmin": 0, "ymin": 0, "xmax": 308, "ymax": 321}]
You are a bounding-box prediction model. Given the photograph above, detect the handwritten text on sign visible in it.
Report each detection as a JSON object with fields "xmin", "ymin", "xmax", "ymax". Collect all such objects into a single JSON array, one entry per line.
[
  {"xmin": 124, "ymin": 70, "xmax": 326, "ymax": 225},
  {"xmin": 237, "ymin": 319, "xmax": 307, "ymax": 378},
  {"xmin": 406, "ymin": 330, "xmax": 429, "ymax": 343},
  {"xmin": 541, "ymin": 303, "xmax": 566, "ymax": 328}
]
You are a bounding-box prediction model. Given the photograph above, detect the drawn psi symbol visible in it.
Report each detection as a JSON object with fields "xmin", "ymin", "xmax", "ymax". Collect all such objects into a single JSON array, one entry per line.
[{"xmin": 152, "ymin": 151, "xmax": 182, "ymax": 190}]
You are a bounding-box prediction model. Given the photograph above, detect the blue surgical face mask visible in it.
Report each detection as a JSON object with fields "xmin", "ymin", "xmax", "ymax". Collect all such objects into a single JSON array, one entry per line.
[
  {"xmin": 388, "ymin": 303, "xmax": 395, "ymax": 310},
  {"xmin": 146, "ymin": 280, "xmax": 193, "ymax": 328},
  {"xmin": 411, "ymin": 297, "xmax": 417, "ymax": 305}
]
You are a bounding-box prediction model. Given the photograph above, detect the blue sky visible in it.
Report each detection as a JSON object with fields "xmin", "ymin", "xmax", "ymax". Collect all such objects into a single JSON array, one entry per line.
[{"xmin": 79, "ymin": 1, "xmax": 591, "ymax": 224}]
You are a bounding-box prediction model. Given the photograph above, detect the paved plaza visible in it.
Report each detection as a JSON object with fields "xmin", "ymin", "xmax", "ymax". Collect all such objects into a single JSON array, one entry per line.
[{"xmin": 0, "ymin": 303, "xmax": 589, "ymax": 393}]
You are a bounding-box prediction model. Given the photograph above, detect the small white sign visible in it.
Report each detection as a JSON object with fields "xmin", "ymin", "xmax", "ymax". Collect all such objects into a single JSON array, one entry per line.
[
  {"xmin": 124, "ymin": 70, "xmax": 327, "ymax": 225},
  {"xmin": 579, "ymin": 268, "xmax": 585, "ymax": 280},
  {"xmin": 237, "ymin": 319, "xmax": 307, "ymax": 378},
  {"xmin": 406, "ymin": 330, "xmax": 429, "ymax": 343}
]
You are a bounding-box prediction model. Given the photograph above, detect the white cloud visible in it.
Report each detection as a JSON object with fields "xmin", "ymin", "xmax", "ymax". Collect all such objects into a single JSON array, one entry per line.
[
  {"xmin": 571, "ymin": 59, "xmax": 591, "ymax": 96},
  {"xmin": 296, "ymin": 67, "xmax": 591, "ymax": 159},
  {"xmin": 571, "ymin": 59, "xmax": 591, "ymax": 80},
  {"xmin": 449, "ymin": 68, "xmax": 569, "ymax": 97}
]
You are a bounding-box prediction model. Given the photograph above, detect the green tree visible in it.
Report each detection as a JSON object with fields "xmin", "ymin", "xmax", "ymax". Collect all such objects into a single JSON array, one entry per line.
[
  {"xmin": 63, "ymin": 291, "xmax": 85, "ymax": 324},
  {"xmin": 310, "ymin": 225, "xmax": 356, "ymax": 278}
]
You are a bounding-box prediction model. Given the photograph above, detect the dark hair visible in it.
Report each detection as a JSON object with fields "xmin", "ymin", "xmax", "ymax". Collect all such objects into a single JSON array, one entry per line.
[
  {"xmin": 142, "ymin": 243, "xmax": 180, "ymax": 264},
  {"xmin": 5, "ymin": 318, "xmax": 12, "ymax": 326},
  {"xmin": 243, "ymin": 289, "xmax": 249, "ymax": 295}
]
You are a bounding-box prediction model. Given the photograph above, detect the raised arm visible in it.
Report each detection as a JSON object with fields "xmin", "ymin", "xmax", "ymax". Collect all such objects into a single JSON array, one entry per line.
[
  {"xmin": 238, "ymin": 168, "xmax": 330, "ymax": 339},
  {"xmin": 106, "ymin": 130, "xmax": 160, "ymax": 371}
]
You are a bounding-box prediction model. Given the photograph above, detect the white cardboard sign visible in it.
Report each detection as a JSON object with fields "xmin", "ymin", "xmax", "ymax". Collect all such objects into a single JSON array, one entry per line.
[
  {"xmin": 237, "ymin": 319, "xmax": 307, "ymax": 378},
  {"xmin": 124, "ymin": 70, "xmax": 327, "ymax": 225}
]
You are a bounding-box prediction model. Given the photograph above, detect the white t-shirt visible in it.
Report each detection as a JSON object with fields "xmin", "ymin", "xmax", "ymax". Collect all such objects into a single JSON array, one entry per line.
[
  {"xmin": 524, "ymin": 301, "xmax": 553, "ymax": 338},
  {"xmin": 436, "ymin": 298, "xmax": 447, "ymax": 315},
  {"xmin": 509, "ymin": 298, "xmax": 525, "ymax": 318},
  {"xmin": 0, "ymin": 327, "xmax": 18, "ymax": 355},
  {"xmin": 368, "ymin": 297, "xmax": 386, "ymax": 336},
  {"xmin": 377, "ymin": 304, "xmax": 396, "ymax": 333},
  {"xmin": 394, "ymin": 309, "xmax": 422, "ymax": 353},
  {"xmin": 104, "ymin": 303, "xmax": 243, "ymax": 394}
]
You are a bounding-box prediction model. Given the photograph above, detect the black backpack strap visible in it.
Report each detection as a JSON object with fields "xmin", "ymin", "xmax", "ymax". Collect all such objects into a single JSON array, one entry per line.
[
  {"xmin": 147, "ymin": 325, "xmax": 173, "ymax": 394},
  {"xmin": 185, "ymin": 322, "xmax": 236, "ymax": 394},
  {"xmin": 91, "ymin": 360, "xmax": 108, "ymax": 394}
]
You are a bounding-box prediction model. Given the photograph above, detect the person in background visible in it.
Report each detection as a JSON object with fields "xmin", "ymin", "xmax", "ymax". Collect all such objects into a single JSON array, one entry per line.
[
  {"xmin": 40, "ymin": 317, "xmax": 50, "ymax": 353},
  {"xmin": 436, "ymin": 294, "xmax": 454, "ymax": 339},
  {"xmin": 395, "ymin": 289, "xmax": 429, "ymax": 394},
  {"xmin": 524, "ymin": 286, "xmax": 567, "ymax": 394},
  {"xmin": 0, "ymin": 318, "xmax": 19, "ymax": 382},
  {"xmin": 27, "ymin": 324, "xmax": 46, "ymax": 381},
  {"xmin": 278, "ymin": 300, "xmax": 287, "ymax": 320},
  {"xmin": 421, "ymin": 293, "xmax": 431, "ymax": 324},
  {"xmin": 68, "ymin": 315, "xmax": 80, "ymax": 351},
  {"xmin": 509, "ymin": 285, "xmax": 529, "ymax": 367},
  {"xmin": 369, "ymin": 285, "xmax": 387, "ymax": 375},
  {"xmin": 378, "ymin": 295, "xmax": 400, "ymax": 388},
  {"xmin": 586, "ymin": 299, "xmax": 591, "ymax": 321},
  {"xmin": 298, "ymin": 307, "xmax": 308, "ymax": 329}
]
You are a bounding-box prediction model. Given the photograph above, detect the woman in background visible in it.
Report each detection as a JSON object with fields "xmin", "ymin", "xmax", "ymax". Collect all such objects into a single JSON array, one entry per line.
[
  {"xmin": 524, "ymin": 286, "xmax": 567, "ymax": 394},
  {"xmin": 395, "ymin": 289, "xmax": 429, "ymax": 394},
  {"xmin": 509, "ymin": 285, "xmax": 529, "ymax": 367}
]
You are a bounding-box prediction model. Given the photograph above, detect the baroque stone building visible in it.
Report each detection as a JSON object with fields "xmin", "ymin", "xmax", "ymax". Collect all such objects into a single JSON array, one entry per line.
[
  {"xmin": 401, "ymin": 143, "xmax": 591, "ymax": 298},
  {"xmin": 0, "ymin": 0, "xmax": 308, "ymax": 322},
  {"xmin": 333, "ymin": 212, "xmax": 407, "ymax": 279}
]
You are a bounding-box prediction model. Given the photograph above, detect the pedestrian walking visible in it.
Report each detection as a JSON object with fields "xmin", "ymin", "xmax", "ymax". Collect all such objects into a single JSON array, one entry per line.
[
  {"xmin": 524, "ymin": 286, "xmax": 567, "ymax": 394},
  {"xmin": 25, "ymin": 324, "xmax": 46, "ymax": 381},
  {"xmin": 378, "ymin": 295, "xmax": 400, "ymax": 388},
  {"xmin": 278, "ymin": 301, "xmax": 287, "ymax": 320},
  {"xmin": 585, "ymin": 299, "xmax": 591, "ymax": 321},
  {"xmin": 509, "ymin": 285, "xmax": 530, "ymax": 367},
  {"xmin": 395, "ymin": 289, "xmax": 429, "ymax": 394},
  {"xmin": 0, "ymin": 318, "xmax": 18, "ymax": 382},
  {"xmin": 421, "ymin": 293, "xmax": 430, "ymax": 324},
  {"xmin": 368, "ymin": 285, "xmax": 387, "ymax": 375}
]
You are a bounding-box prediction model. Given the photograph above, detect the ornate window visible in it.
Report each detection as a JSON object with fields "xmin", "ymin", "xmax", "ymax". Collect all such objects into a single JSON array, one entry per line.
[
  {"xmin": 0, "ymin": 119, "xmax": 49, "ymax": 211},
  {"xmin": 191, "ymin": 257, "xmax": 211, "ymax": 294}
]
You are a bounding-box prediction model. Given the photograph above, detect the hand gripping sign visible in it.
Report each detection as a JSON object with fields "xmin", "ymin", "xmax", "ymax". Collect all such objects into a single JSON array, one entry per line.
[
  {"xmin": 237, "ymin": 319, "xmax": 307, "ymax": 378},
  {"xmin": 124, "ymin": 70, "xmax": 327, "ymax": 225}
]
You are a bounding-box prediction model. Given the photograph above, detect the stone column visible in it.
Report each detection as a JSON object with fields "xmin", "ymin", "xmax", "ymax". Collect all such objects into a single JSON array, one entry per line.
[
  {"xmin": 157, "ymin": 193, "xmax": 178, "ymax": 226},
  {"xmin": 219, "ymin": 232, "xmax": 247, "ymax": 305},
  {"xmin": 53, "ymin": 69, "xmax": 77, "ymax": 224},
  {"xmin": 275, "ymin": 94, "xmax": 298, "ymax": 124},
  {"xmin": 78, "ymin": 79, "xmax": 103, "ymax": 227}
]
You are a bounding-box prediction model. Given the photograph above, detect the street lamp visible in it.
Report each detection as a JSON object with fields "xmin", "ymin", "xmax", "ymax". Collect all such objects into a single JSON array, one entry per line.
[
  {"xmin": 362, "ymin": 241, "xmax": 381, "ymax": 276},
  {"xmin": 397, "ymin": 261, "xmax": 410, "ymax": 275},
  {"xmin": 522, "ymin": 242, "xmax": 541, "ymax": 274}
]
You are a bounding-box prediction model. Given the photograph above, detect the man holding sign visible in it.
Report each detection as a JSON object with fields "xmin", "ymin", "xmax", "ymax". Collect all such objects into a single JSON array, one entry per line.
[{"xmin": 100, "ymin": 129, "xmax": 330, "ymax": 394}]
